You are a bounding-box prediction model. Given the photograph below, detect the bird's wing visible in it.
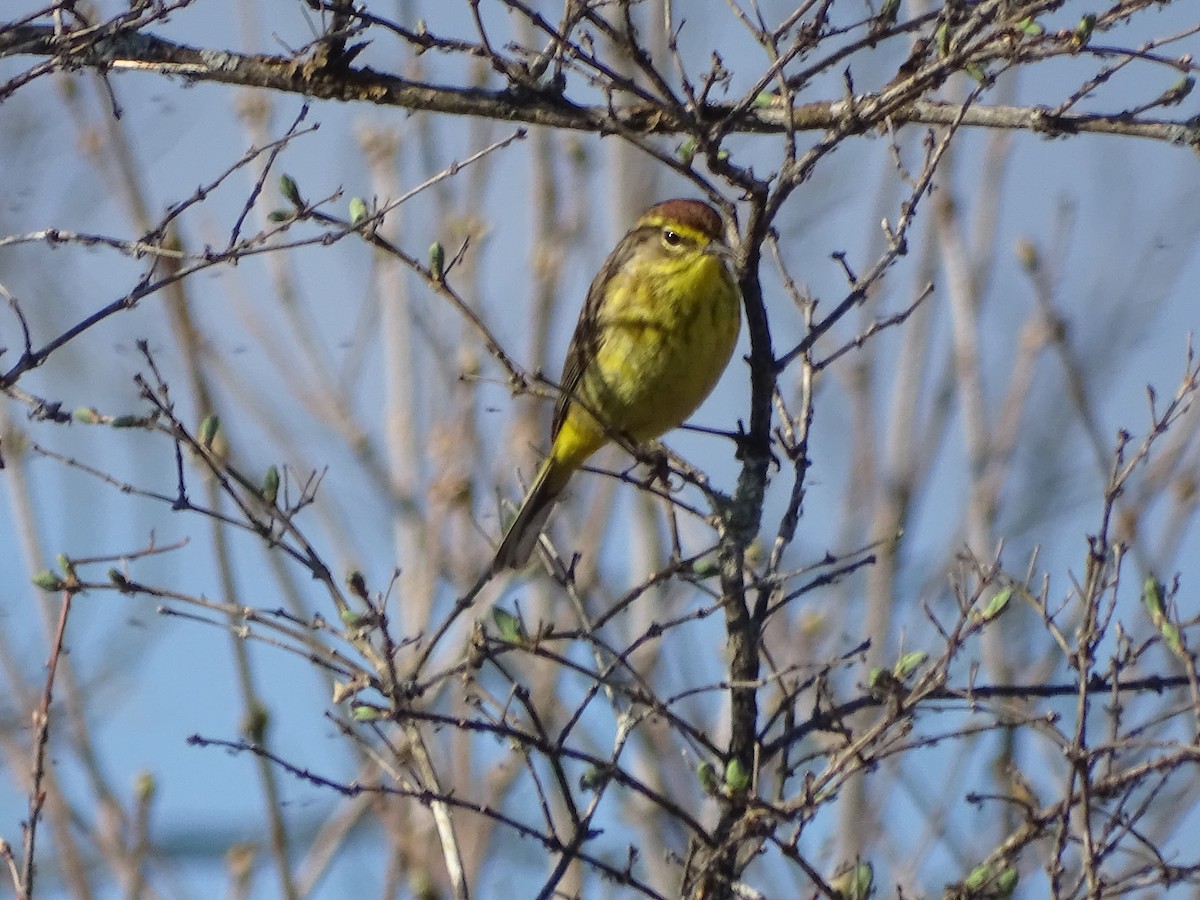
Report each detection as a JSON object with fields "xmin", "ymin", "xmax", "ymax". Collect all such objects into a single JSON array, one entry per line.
[{"xmin": 550, "ymin": 231, "xmax": 641, "ymax": 440}]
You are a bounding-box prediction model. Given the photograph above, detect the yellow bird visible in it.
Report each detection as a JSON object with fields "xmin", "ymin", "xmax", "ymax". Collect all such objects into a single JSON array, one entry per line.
[{"xmin": 491, "ymin": 199, "xmax": 742, "ymax": 571}]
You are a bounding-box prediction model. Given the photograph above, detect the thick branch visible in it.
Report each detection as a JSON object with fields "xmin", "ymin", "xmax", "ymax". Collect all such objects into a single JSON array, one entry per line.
[{"xmin": 4, "ymin": 25, "xmax": 1199, "ymax": 147}]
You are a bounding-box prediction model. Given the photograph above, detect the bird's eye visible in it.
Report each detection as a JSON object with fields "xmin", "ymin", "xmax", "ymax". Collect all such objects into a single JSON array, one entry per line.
[{"xmin": 662, "ymin": 228, "xmax": 683, "ymax": 247}]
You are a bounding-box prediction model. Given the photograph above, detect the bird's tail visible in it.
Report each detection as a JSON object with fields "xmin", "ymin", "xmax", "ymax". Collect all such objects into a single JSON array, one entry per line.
[{"xmin": 490, "ymin": 457, "xmax": 566, "ymax": 572}]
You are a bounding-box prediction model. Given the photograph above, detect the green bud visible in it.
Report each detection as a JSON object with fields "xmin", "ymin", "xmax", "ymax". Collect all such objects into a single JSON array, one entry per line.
[
  {"xmin": 1162, "ymin": 621, "xmax": 1183, "ymax": 655},
  {"xmin": 267, "ymin": 210, "xmax": 291, "ymax": 223},
  {"xmin": 578, "ymin": 766, "xmax": 606, "ymax": 790},
  {"xmin": 975, "ymin": 587, "xmax": 1013, "ymax": 623},
  {"xmin": 349, "ymin": 197, "xmax": 369, "ymax": 226},
  {"xmin": 1142, "ymin": 577, "xmax": 1165, "ymax": 618},
  {"xmin": 893, "ymin": 651, "xmax": 928, "ymax": 681},
  {"xmin": 1018, "ymin": 17, "xmax": 1045, "ymax": 36},
  {"xmin": 1162, "ymin": 75, "xmax": 1195, "ymax": 106},
  {"xmin": 690, "ymin": 556, "xmax": 720, "ymax": 578},
  {"xmin": 751, "ymin": 92, "xmax": 776, "ymax": 109},
  {"xmin": 134, "ymin": 770, "xmax": 157, "ymax": 802},
  {"xmin": 345, "ymin": 570, "xmax": 368, "ymax": 600},
  {"xmin": 109, "ymin": 569, "xmax": 133, "ymax": 592},
  {"xmin": 723, "ymin": 758, "xmax": 751, "ymax": 795},
  {"xmin": 339, "ymin": 609, "xmax": 370, "ymax": 628},
  {"xmin": 56, "ymin": 553, "xmax": 76, "ymax": 580},
  {"xmin": 32, "ymin": 570, "xmax": 65, "ymax": 592},
  {"xmin": 963, "ymin": 862, "xmax": 993, "ymax": 891},
  {"xmin": 964, "ymin": 63, "xmax": 986, "ymax": 84},
  {"xmin": 279, "ymin": 173, "xmax": 301, "ymax": 206},
  {"xmin": 875, "ymin": 0, "xmax": 899, "ymax": 26},
  {"xmin": 963, "ymin": 861, "xmax": 1018, "ymax": 896},
  {"xmin": 1142, "ymin": 577, "xmax": 1178, "ymax": 656},
  {"xmin": 677, "ymin": 137, "xmax": 697, "ymax": 164},
  {"xmin": 241, "ymin": 702, "xmax": 270, "ymax": 745},
  {"xmin": 994, "ymin": 867, "xmax": 1019, "ymax": 896},
  {"xmin": 429, "ymin": 241, "xmax": 445, "ymax": 281},
  {"xmin": 1015, "ymin": 238, "xmax": 1039, "ymax": 271},
  {"xmin": 1072, "ymin": 14, "xmax": 1096, "ymax": 48},
  {"xmin": 352, "ymin": 703, "xmax": 385, "ymax": 721},
  {"xmin": 491, "ymin": 606, "xmax": 526, "ymax": 643},
  {"xmin": 260, "ymin": 465, "xmax": 280, "ymax": 504},
  {"xmin": 830, "ymin": 861, "xmax": 874, "ymax": 900},
  {"xmin": 697, "ymin": 761, "xmax": 719, "ymax": 794},
  {"xmin": 198, "ymin": 415, "xmax": 220, "ymax": 450},
  {"xmin": 110, "ymin": 415, "xmax": 138, "ymax": 428},
  {"xmin": 935, "ymin": 21, "xmax": 951, "ymax": 57},
  {"xmin": 73, "ymin": 407, "xmax": 101, "ymax": 424}
]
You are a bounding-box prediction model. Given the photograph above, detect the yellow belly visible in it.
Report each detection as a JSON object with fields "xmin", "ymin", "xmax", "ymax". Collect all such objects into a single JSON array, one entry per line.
[{"xmin": 550, "ymin": 254, "xmax": 741, "ymax": 473}]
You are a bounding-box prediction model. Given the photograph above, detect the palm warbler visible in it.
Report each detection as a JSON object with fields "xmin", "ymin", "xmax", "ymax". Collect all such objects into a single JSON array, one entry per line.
[{"xmin": 491, "ymin": 198, "xmax": 742, "ymax": 571}]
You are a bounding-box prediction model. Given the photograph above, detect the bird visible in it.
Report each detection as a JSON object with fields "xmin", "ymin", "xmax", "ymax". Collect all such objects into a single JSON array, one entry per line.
[{"xmin": 490, "ymin": 198, "xmax": 742, "ymax": 572}]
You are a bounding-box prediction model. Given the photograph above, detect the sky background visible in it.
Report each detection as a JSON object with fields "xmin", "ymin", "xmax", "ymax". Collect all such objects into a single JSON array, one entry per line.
[{"xmin": 3, "ymin": 1, "xmax": 1200, "ymax": 897}]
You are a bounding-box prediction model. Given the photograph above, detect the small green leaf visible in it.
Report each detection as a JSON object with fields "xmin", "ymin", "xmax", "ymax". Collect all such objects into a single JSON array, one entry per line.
[
  {"xmin": 109, "ymin": 569, "xmax": 133, "ymax": 592},
  {"xmin": 349, "ymin": 197, "xmax": 369, "ymax": 226},
  {"xmin": 279, "ymin": 173, "xmax": 302, "ymax": 206},
  {"xmin": 964, "ymin": 63, "xmax": 986, "ymax": 84},
  {"xmin": 267, "ymin": 210, "xmax": 291, "ymax": 223},
  {"xmin": 697, "ymin": 761, "xmax": 719, "ymax": 794}
]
